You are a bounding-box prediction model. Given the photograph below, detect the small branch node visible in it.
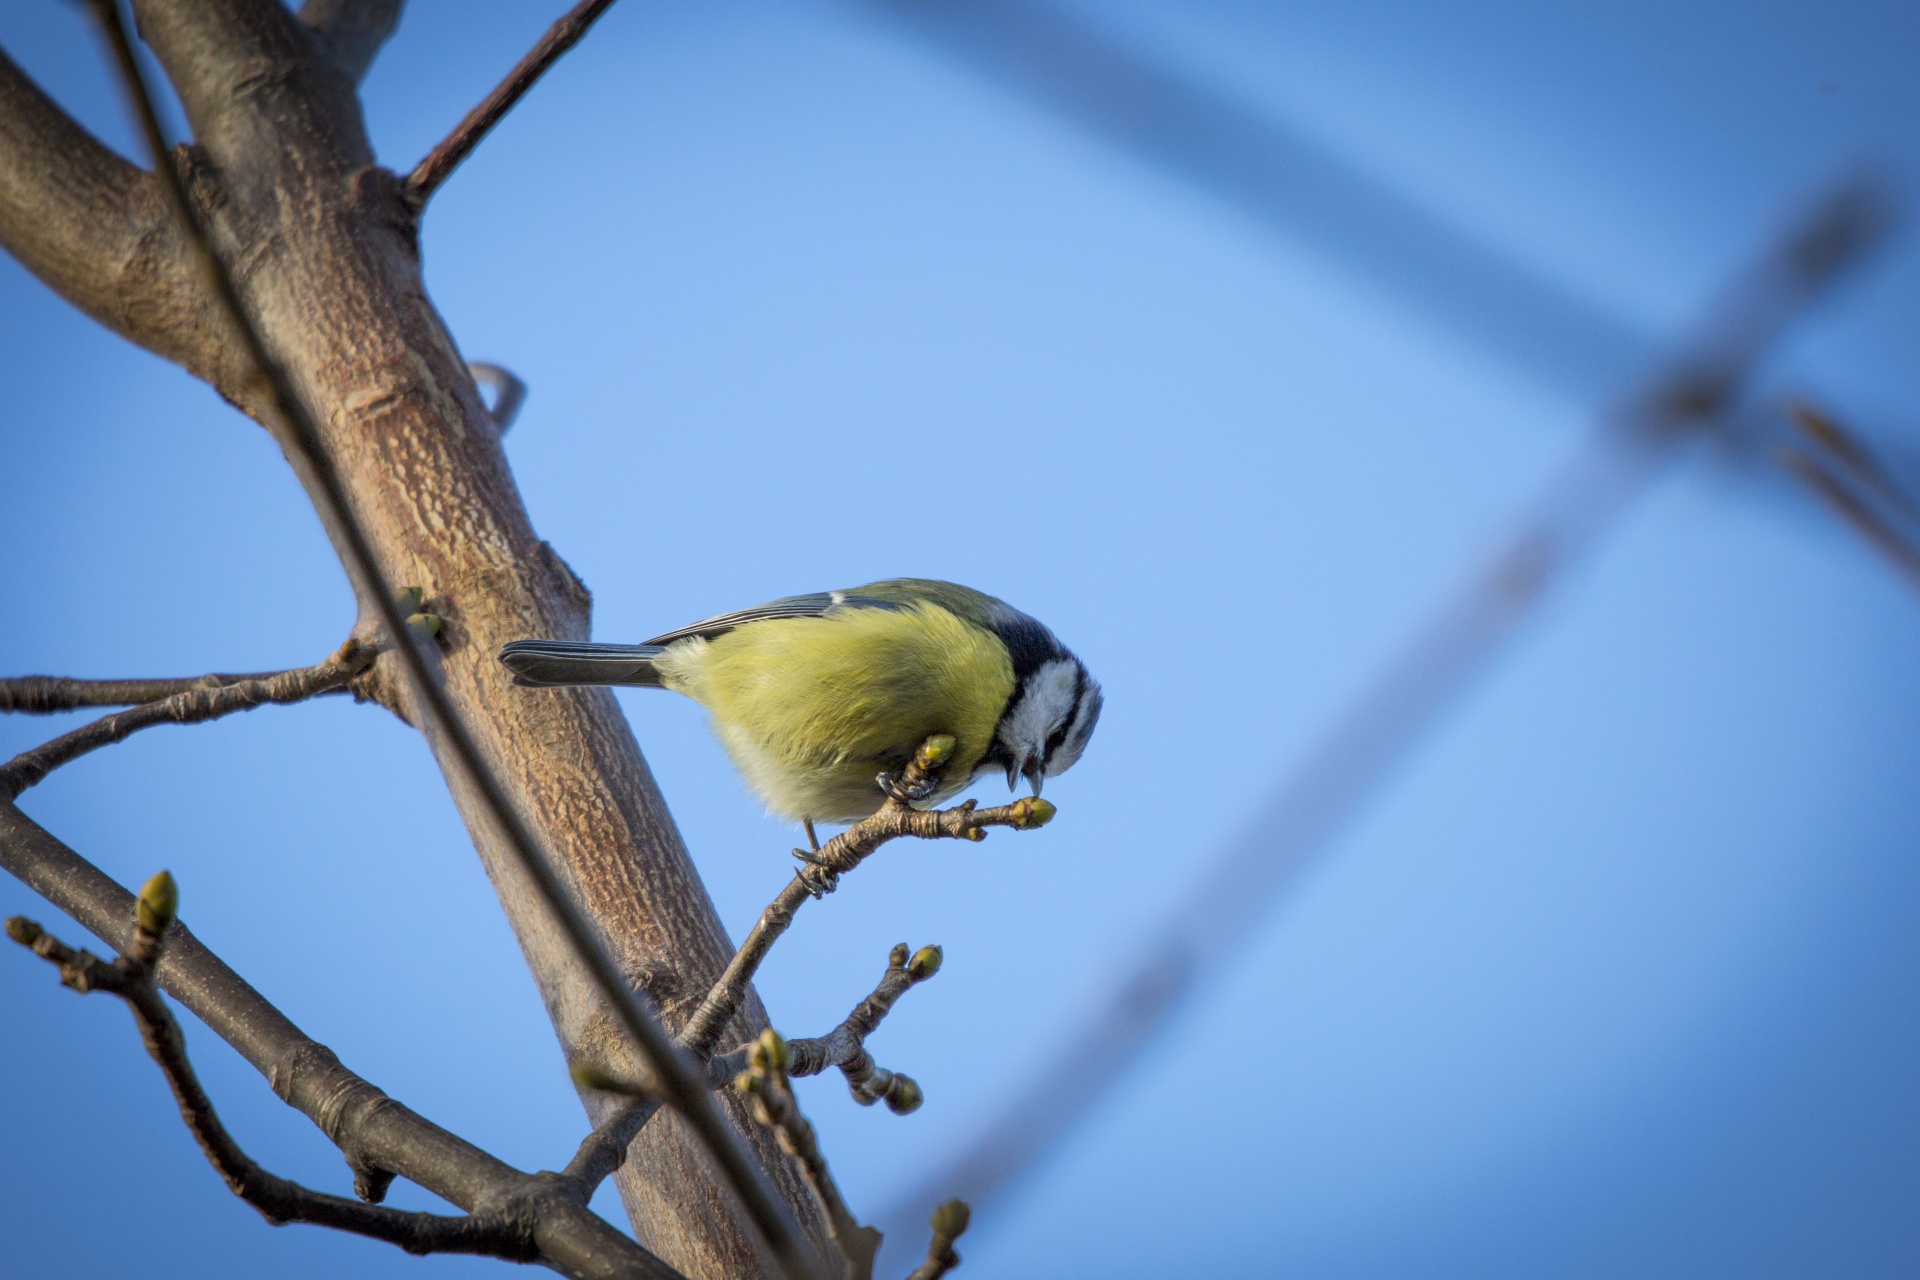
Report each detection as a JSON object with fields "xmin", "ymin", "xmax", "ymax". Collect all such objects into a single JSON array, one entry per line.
[{"xmin": 905, "ymin": 1199, "xmax": 971, "ymax": 1280}]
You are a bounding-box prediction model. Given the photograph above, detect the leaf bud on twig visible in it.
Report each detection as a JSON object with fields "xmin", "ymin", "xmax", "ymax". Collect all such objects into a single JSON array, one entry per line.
[
  {"xmin": 885, "ymin": 1075, "xmax": 924, "ymax": 1115},
  {"xmin": 908, "ymin": 945, "xmax": 943, "ymax": 981},
  {"xmin": 930, "ymin": 1198, "xmax": 971, "ymax": 1240},
  {"xmin": 5, "ymin": 916, "xmax": 43, "ymax": 947},
  {"xmin": 137, "ymin": 870, "xmax": 177, "ymax": 935}
]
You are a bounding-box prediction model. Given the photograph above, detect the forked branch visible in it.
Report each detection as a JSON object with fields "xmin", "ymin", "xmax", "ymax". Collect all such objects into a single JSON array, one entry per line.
[
  {"xmin": 5, "ymin": 875, "xmax": 618, "ymax": 1266},
  {"xmin": 0, "ymin": 639, "xmax": 375, "ymax": 800},
  {"xmin": 679, "ymin": 735, "xmax": 1055, "ymax": 1058}
]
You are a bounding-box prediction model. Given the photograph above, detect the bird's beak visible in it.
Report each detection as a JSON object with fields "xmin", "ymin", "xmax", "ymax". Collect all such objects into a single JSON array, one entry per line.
[
  {"xmin": 1022, "ymin": 757, "xmax": 1045, "ymax": 797},
  {"xmin": 1005, "ymin": 759, "xmax": 1021, "ymax": 792}
]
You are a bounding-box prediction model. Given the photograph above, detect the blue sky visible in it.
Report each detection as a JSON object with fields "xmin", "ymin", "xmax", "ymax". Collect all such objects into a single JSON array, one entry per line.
[{"xmin": 2, "ymin": 1, "xmax": 1917, "ymax": 1276}]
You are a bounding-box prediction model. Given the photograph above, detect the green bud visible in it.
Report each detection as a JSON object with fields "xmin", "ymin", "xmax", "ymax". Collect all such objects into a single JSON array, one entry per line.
[
  {"xmin": 395, "ymin": 586, "xmax": 426, "ymax": 613},
  {"xmin": 405, "ymin": 612, "xmax": 442, "ymax": 638},
  {"xmin": 5, "ymin": 917, "xmax": 43, "ymax": 946},
  {"xmin": 756, "ymin": 1028, "xmax": 790, "ymax": 1072},
  {"xmin": 889, "ymin": 942, "xmax": 910, "ymax": 969},
  {"xmin": 916, "ymin": 735, "xmax": 957, "ymax": 770},
  {"xmin": 908, "ymin": 945, "xmax": 943, "ymax": 981},
  {"xmin": 137, "ymin": 870, "xmax": 177, "ymax": 935},
  {"xmin": 733, "ymin": 1069, "xmax": 760, "ymax": 1095},
  {"xmin": 886, "ymin": 1075, "xmax": 924, "ymax": 1115},
  {"xmin": 930, "ymin": 1198, "xmax": 971, "ymax": 1239},
  {"xmin": 1009, "ymin": 797, "xmax": 1057, "ymax": 829},
  {"xmin": 960, "ymin": 827, "xmax": 987, "ymax": 843}
]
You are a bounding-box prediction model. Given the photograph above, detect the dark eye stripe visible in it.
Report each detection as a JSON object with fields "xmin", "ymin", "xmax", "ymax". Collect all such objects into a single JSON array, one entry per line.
[{"xmin": 1042, "ymin": 664, "xmax": 1089, "ymax": 757}]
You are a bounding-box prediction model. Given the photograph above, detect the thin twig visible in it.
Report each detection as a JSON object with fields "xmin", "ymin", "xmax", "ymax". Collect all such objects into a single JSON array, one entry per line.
[
  {"xmin": 0, "ymin": 671, "xmax": 302, "ymax": 714},
  {"xmin": 4, "ymin": 884, "xmax": 555, "ymax": 1264},
  {"xmin": 678, "ymin": 736, "xmax": 1054, "ymax": 1058},
  {"xmin": 562, "ymin": 1092, "xmax": 662, "ymax": 1194},
  {"xmin": 404, "ymin": 0, "xmax": 620, "ymax": 207},
  {"xmin": 905, "ymin": 1200, "xmax": 971, "ymax": 1280},
  {"xmin": 712, "ymin": 944, "xmax": 942, "ymax": 1115},
  {"xmin": 735, "ymin": 1031, "xmax": 883, "ymax": 1280},
  {"xmin": 0, "ymin": 640, "xmax": 373, "ymax": 799},
  {"xmin": 83, "ymin": 6, "xmax": 819, "ymax": 1273},
  {"xmin": 469, "ymin": 361, "xmax": 528, "ymax": 436}
]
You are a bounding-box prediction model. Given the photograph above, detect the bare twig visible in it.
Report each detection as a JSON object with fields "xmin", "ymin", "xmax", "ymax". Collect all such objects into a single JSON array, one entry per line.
[
  {"xmin": 469, "ymin": 361, "xmax": 529, "ymax": 436},
  {"xmin": 679, "ymin": 736, "xmax": 1054, "ymax": 1058},
  {"xmin": 736, "ymin": 1031, "xmax": 884, "ymax": 1280},
  {"xmin": 82, "ymin": 5, "xmax": 820, "ymax": 1272},
  {"xmin": 714, "ymin": 945, "xmax": 942, "ymax": 1116},
  {"xmin": 0, "ymin": 640, "xmax": 373, "ymax": 800},
  {"xmin": 0, "ymin": 805, "xmax": 684, "ymax": 1279},
  {"xmin": 904, "ymin": 1201, "xmax": 970, "ymax": 1280},
  {"xmin": 0, "ymin": 671, "xmax": 301, "ymax": 714},
  {"xmin": 5, "ymin": 876, "xmax": 601, "ymax": 1267},
  {"xmin": 404, "ymin": 0, "xmax": 619, "ymax": 207}
]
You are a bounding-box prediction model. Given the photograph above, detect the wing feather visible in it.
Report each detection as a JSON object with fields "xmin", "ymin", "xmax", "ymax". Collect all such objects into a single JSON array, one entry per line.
[{"xmin": 642, "ymin": 591, "xmax": 901, "ymax": 646}]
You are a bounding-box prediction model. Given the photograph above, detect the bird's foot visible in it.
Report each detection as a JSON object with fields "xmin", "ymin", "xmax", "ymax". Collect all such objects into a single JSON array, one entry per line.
[
  {"xmin": 792, "ymin": 847, "xmax": 840, "ymax": 897},
  {"xmin": 876, "ymin": 769, "xmax": 936, "ymax": 807}
]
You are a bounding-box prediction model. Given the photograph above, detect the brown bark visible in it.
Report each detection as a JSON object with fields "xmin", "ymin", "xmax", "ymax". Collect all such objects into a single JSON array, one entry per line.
[{"xmin": 0, "ymin": 3, "xmax": 831, "ymax": 1275}]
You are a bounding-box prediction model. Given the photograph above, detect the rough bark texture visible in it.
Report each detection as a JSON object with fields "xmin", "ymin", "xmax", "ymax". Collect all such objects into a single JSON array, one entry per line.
[{"xmin": 0, "ymin": 4, "xmax": 830, "ymax": 1275}]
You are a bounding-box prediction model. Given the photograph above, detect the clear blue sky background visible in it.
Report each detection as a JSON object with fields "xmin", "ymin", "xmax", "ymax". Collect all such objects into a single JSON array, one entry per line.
[{"xmin": 3, "ymin": 1, "xmax": 1917, "ymax": 1276}]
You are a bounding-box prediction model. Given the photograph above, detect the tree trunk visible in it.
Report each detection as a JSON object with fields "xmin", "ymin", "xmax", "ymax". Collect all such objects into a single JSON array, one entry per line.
[{"xmin": 0, "ymin": 4, "xmax": 831, "ymax": 1275}]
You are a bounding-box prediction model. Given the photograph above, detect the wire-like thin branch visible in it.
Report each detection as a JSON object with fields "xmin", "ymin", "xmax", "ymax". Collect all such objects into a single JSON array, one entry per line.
[
  {"xmin": 1778, "ymin": 448, "xmax": 1920, "ymax": 589},
  {"xmin": 5, "ymin": 887, "xmax": 556, "ymax": 1263},
  {"xmin": 469, "ymin": 361, "xmax": 529, "ymax": 436},
  {"xmin": 0, "ymin": 640, "xmax": 372, "ymax": 800},
  {"xmin": 82, "ymin": 7, "xmax": 820, "ymax": 1273},
  {"xmin": 735, "ymin": 1032, "xmax": 884, "ymax": 1280},
  {"xmin": 679, "ymin": 736, "xmax": 1055, "ymax": 1058},
  {"xmin": 713, "ymin": 944, "xmax": 941, "ymax": 1116},
  {"xmin": 404, "ymin": 0, "xmax": 619, "ymax": 207}
]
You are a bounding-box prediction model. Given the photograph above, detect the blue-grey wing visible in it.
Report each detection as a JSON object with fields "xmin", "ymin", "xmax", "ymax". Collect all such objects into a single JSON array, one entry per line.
[{"xmin": 641, "ymin": 591, "xmax": 901, "ymax": 646}]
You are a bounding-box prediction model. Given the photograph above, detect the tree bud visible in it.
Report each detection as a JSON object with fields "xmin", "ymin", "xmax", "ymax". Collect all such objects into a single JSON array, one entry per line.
[
  {"xmin": 5, "ymin": 917, "xmax": 42, "ymax": 946},
  {"xmin": 137, "ymin": 870, "xmax": 177, "ymax": 934},
  {"xmin": 405, "ymin": 612, "xmax": 442, "ymax": 638},
  {"xmin": 908, "ymin": 945, "xmax": 943, "ymax": 981},
  {"xmin": 1009, "ymin": 797, "xmax": 1056, "ymax": 829},
  {"xmin": 915, "ymin": 735, "xmax": 957, "ymax": 771},
  {"xmin": 886, "ymin": 1075, "xmax": 924, "ymax": 1115},
  {"xmin": 930, "ymin": 1198, "xmax": 971, "ymax": 1239},
  {"xmin": 755, "ymin": 1028, "xmax": 790, "ymax": 1072},
  {"xmin": 889, "ymin": 942, "xmax": 910, "ymax": 969}
]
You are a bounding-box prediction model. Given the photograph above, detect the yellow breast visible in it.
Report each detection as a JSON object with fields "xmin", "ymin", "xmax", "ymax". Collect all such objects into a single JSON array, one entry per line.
[{"xmin": 651, "ymin": 602, "xmax": 1015, "ymax": 822}]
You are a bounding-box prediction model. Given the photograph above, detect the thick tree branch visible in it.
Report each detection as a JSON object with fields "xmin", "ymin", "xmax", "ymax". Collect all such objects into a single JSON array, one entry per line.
[
  {"xmin": 404, "ymin": 0, "xmax": 619, "ymax": 208},
  {"xmin": 0, "ymin": 804, "xmax": 684, "ymax": 1280},
  {"xmin": 298, "ymin": 0, "xmax": 405, "ymax": 84},
  {"xmin": 81, "ymin": 9, "xmax": 828, "ymax": 1272},
  {"xmin": 0, "ymin": 640, "xmax": 374, "ymax": 800},
  {"xmin": 0, "ymin": 47, "xmax": 234, "ymax": 382},
  {"xmin": 679, "ymin": 737, "xmax": 1055, "ymax": 1059}
]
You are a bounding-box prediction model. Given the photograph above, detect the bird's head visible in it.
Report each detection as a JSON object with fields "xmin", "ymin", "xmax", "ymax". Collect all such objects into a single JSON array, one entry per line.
[{"xmin": 991, "ymin": 650, "xmax": 1103, "ymax": 797}]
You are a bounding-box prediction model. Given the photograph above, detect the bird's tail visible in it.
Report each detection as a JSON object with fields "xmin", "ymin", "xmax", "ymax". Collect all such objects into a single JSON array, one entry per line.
[{"xmin": 498, "ymin": 639, "xmax": 669, "ymax": 688}]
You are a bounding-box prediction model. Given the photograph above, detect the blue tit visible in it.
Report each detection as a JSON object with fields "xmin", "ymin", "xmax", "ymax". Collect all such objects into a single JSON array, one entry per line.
[{"xmin": 498, "ymin": 578, "xmax": 1102, "ymax": 824}]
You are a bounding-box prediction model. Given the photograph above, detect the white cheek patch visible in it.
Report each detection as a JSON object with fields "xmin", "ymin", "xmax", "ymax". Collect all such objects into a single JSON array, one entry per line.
[
  {"xmin": 998, "ymin": 658, "xmax": 1080, "ymax": 761},
  {"xmin": 1045, "ymin": 680, "xmax": 1102, "ymax": 777}
]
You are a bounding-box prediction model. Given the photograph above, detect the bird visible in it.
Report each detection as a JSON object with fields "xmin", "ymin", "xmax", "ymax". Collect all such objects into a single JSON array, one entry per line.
[{"xmin": 497, "ymin": 578, "xmax": 1102, "ymax": 825}]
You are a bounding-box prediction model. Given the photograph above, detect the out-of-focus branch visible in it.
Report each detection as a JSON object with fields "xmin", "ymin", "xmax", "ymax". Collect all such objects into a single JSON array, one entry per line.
[
  {"xmin": 904, "ymin": 1201, "xmax": 970, "ymax": 1280},
  {"xmin": 470, "ymin": 361, "xmax": 529, "ymax": 436},
  {"xmin": 0, "ymin": 640, "xmax": 374, "ymax": 800},
  {"xmin": 713, "ymin": 944, "xmax": 942, "ymax": 1116},
  {"xmin": 1776, "ymin": 405, "xmax": 1920, "ymax": 591},
  {"xmin": 0, "ymin": 806, "xmax": 684, "ymax": 1280},
  {"xmin": 297, "ymin": 0, "xmax": 405, "ymax": 83},
  {"xmin": 735, "ymin": 1031, "xmax": 884, "ymax": 1280},
  {"xmin": 404, "ymin": 0, "xmax": 619, "ymax": 207},
  {"xmin": 877, "ymin": 176, "xmax": 1896, "ymax": 1251},
  {"xmin": 679, "ymin": 736, "xmax": 1054, "ymax": 1058}
]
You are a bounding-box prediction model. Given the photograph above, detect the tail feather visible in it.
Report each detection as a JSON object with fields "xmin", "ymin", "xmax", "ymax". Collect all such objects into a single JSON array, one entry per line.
[{"xmin": 498, "ymin": 639, "xmax": 668, "ymax": 688}]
